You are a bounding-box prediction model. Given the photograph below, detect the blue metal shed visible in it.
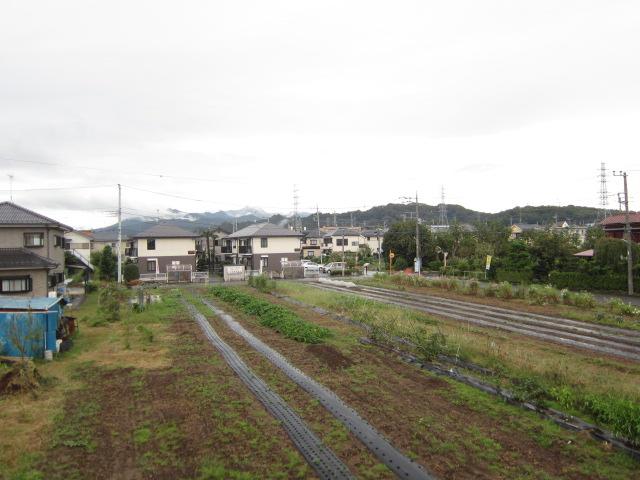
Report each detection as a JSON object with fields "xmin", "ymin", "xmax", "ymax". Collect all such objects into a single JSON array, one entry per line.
[{"xmin": 0, "ymin": 297, "xmax": 63, "ymax": 358}]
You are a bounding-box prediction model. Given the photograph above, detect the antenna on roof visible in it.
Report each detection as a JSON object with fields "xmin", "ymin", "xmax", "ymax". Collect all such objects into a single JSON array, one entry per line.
[{"xmin": 7, "ymin": 174, "xmax": 13, "ymax": 202}]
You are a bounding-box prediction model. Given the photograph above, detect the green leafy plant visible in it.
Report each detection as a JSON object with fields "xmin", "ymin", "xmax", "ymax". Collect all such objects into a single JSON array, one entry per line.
[{"xmin": 209, "ymin": 287, "xmax": 331, "ymax": 343}]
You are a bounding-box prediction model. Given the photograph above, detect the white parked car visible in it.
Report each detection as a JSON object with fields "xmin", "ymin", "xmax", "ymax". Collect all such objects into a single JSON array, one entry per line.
[
  {"xmin": 303, "ymin": 262, "xmax": 320, "ymax": 273},
  {"xmin": 320, "ymin": 262, "xmax": 346, "ymax": 274}
]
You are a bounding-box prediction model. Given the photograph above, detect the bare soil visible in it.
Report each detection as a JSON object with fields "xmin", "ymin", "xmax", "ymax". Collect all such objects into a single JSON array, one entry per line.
[
  {"xmin": 39, "ymin": 311, "xmax": 318, "ymax": 480},
  {"xmin": 305, "ymin": 344, "xmax": 354, "ymax": 370}
]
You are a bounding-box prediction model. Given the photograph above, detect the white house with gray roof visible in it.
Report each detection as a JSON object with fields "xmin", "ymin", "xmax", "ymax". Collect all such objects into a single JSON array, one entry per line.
[
  {"xmin": 131, "ymin": 224, "xmax": 199, "ymax": 280},
  {"xmin": 0, "ymin": 202, "xmax": 71, "ymax": 296},
  {"xmin": 224, "ymin": 223, "xmax": 303, "ymax": 273}
]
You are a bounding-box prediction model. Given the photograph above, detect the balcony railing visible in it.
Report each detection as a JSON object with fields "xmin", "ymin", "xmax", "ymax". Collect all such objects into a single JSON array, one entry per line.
[
  {"xmin": 239, "ymin": 246, "xmax": 252, "ymax": 254},
  {"xmin": 221, "ymin": 246, "xmax": 232, "ymax": 253},
  {"xmin": 125, "ymin": 248, "xmax": 138, "ymax": 257}
]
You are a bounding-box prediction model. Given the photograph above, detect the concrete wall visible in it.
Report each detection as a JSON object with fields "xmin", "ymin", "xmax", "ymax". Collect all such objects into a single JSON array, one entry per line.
[
  {"xmin": 0, "ymin": 227, "xmax": 64, "ymax": 275},
  {"xmin": 250, "ymin": 236, "xmax": 301, "ymax": 255},
  {"xmin": 92, "ymin": 240, "xmax": 126, "ymax": 256},
  {"xmin": 0, "ymin": 269, "xmax": 49, "ymax": 297}
]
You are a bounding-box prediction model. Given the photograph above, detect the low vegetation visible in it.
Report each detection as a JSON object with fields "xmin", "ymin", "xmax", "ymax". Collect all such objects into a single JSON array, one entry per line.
[
  {"xmin": 209, "ymin": 286, "xmax": 331, "ymax": 344},
  {"xmin": 278, "ymin": 281, "xmax": 640, "ymax": 447},
  {"xmin": 358, "ymin": 273, "xmax": 640, "ymax": 330}
]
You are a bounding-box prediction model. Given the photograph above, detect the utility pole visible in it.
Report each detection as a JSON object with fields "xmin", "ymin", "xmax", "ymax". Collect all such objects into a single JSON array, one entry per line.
[
  {"xmin": 316, "ymin": 205, "xmax": 323, "ymax": 265},
  {"xmin": 117, "ymin": 183, "xmax": 122, "ymax": 284},
  {"xmin": 614, "ymin": 171, "xmax": 633, "ymax": 295},
  {"xmin": 377, "ymin": 232, "xmax": 381, "ymax": 272},
  {"xmin": 341, "ymin": 230, "xmax": 345, "ymax": 277},
  {"xmin": 8, "ymin": 175, "xmax": 13, "ymax": 202},
  {"xmin": 415, "ymin": 191, "xmax": 421, "ymax": 275}
]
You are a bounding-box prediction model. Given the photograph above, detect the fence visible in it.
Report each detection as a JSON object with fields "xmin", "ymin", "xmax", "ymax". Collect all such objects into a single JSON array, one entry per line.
[{"xmin": 140, "ymin": 273, "xmax": 168, "ymax": 283}]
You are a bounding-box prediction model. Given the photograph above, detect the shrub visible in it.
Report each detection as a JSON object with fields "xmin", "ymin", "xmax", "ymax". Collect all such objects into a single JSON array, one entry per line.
[
  {"xmin": 248, "ymin": 274, "xmax": 276, "ymax": 293},
  {"xmin": 466, "ymin": 278, "xmax": 480, "ymax": 296},
  {"xmin": 123, "ymin": 263, "xmax": 140, "ymax": 283},
  {"xmin": 85, "ymin": 281, "xmax": 98, "ymax": 293},
  {"xmin": 549, "ymin": 271, "xmax": 640, "ymax": 293},
  {"xmin": 496, "ymin": 281, "xmax": 513, "ymax": 299},
  {"xmin": 527, "ymin": 285, "xmax": 561, "ymax": 305},
  {"xmin": 412, "ymin": 330, "xmax": 447, "ymax": 362},
  {"xmin": 607, "ymin": 298, "xmax": 640, "ymax": 317},
  {"xmin": 483, "ymin": 284, "xmax": 498, "ymax": 297},
  {"xmin": 97, "ymin": 283, "xmax": 123, "ymax": 322},
  {"xmin": 510, "ymin": 376, "xmax": 549, "ymax": 406},
  {"xmin": 209, "ymin": 287, "xmax": 331, "ymax": 343},
  {"xmin": 496, "ymin": 269, "xmax": 533, "ymax": 284},
  {"xmin": 330, "ymin": 269, "xmax": 354, "ymax": 276},
  {"xmin": 561, "ymin": 290, "xmax": 596, "ymax": 309}
]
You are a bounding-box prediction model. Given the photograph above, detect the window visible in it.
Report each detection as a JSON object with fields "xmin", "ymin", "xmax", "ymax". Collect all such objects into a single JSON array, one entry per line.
[
  {"xmin": 171, "ymin": 260, "xmax": 180, "ymax": 266},
  {"xmin": 0, "ymin": 276, "xmax": 31, "ymax": 293},
  {"xmin": 336, "ymin": 239, "xmax": 344, "ymax": 246},
  {"xmin": 307, "ymin": 251, "xmax": 314, "ymax": 257},
  {"xmin": 260, "ymin": 238, "xmax": 268, "ymax": 248},
  {"xmin": 24, "ymin": 232, "xmax": 44, "ymax": 247},
  {"xmin": 351, "ymin": 241, "xmax": 358, "ymax": 246},
  {"xmin": 260, "ymin": 256, "xmax": 268, "ymax": 267},
  {"xmin": 310, "ymin": 239, "xmax": 317, "ymax": 245},
  {"xmin": 147, "ymin": 260, "xmax": 157, "ymax": 272},
  {"xmin": 54, "ymin": 235, "xmax": 64, "ymax": 247},
  {"xmin": 147, "ymin": 239, "xmax": 156, "ymax": 250}
]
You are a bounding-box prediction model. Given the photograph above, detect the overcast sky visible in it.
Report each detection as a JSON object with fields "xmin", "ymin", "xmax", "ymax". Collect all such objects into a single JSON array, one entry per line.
[{"xmin": 1, "ymin": 1, "xmax": 639, "ymax": 229}]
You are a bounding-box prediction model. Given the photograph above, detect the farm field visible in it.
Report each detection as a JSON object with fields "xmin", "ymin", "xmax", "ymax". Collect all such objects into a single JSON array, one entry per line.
[{"xmin": 1, "ymin": 283, "xmax": 639, "ymax": 479}]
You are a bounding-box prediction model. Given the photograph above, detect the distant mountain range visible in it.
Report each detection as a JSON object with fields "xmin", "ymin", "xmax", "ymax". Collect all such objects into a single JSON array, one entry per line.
[{"xmin": 95, "ymin": 203, "xmax": 609, "ymax": 237}]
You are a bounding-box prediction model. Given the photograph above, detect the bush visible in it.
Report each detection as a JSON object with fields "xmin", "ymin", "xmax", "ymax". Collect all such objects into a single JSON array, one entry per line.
[
  {"xmin": 549, "ymin": 271, "xmax": 639, "ymax": 293},
  {"xmin": 527, "ymin": 285, "xmax": 561, "ymax": 305},
  {"xmin": 560, "ymin": 290, "xmax": 596, "ymax": 309},
  {"xmin": 123, "ymin": 263, "xmax": 140, "ymax": 282},
  {"xmin": 85, "ymin": 281, "xmax": 98, "ymax": 293},
  {"xmin": 412, "ymin": 330, "xmax": 447, "ymax": 362},
  {"xmin": 607, "ymin": 298, "xmax": 640, "ymax": 317},
  {"xmin": 466, "ymin": 278, "xmax": 480, "ymax": 296},
  {"xmin": 496, "ymin": 269, "xmax": 533, "ymax": 284},
  {"xmin": 330, "ymin": 269, "xmax": 354, "ymax": 276},
  {"xmin": 209, "ymin": 287, "xmax": 331, "ymax": 343},
  {"xmin": 248, "ymin": 274, "xmax": 276, "ymax": 293},
  {"xmin": 97, "ymin": 283, "xmax": 124, "ymax": 322},
  {"xmin": 496, "ymin": 281, "xmax": 513, "ymax": 299}
]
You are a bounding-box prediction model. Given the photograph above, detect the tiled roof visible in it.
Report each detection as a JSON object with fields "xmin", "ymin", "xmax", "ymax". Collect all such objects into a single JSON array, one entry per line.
[
  {"xmin": 91, "ymin": 230, "xmax": 129, "ymax": 242},
  {"xmin": 227, "ymin": 223, "xmax": 303, "ymax": 238},
  {"xmin": 132, "ymin": 223, "xmax": 199, "ymax": 238},
  {"xmin": 600, "ymin": 213, "xmax": 640, "ymax": 226},
  {"xmin": 324, "ymin": 228, "xmax": 362, "ymax": 237},
  {"xmin": 0, "ymin": 202, "xmax": 72, "ymax": 230},
  {"xmin": 0, "ymin": 248, "xmax": 58, "ymax": 270}
]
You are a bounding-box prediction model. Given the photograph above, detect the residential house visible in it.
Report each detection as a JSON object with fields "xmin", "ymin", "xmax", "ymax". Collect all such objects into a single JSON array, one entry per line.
[
  {"xmin": 600, "ymin": 213, "xmax": 640, "ymax": 243},
  {"xmin": 323, "ymin": 228, "xmax": 362, "ymax": 254},
  {"xmin": 551, "ymin": 221, "xmax": 589, "ymax": 244},
  {"xmin": 0, "ymin": 202, "xmax": 71, "ymax": 297},
  {"xmin": 225, "ymin": 223, "xmax": 303, "ymax": 273},
  {"xmin": 131, "ymin": 224, "xmax": 199, "ymax": 280},
  {"xmin": 361, "ymin": 229, "xmax": 386, "ymax": 257},
  {"xmin": 196, "ymin": 228, "xmax": 230, "ymax": 263},
  {"xmin": 91, "ymin": 230, "xmax": 128, "ymax": 257},
  {"xmin": 509, "ymin": 223, "xmax": 544, "ymax": 240},
  {"xmin": 64, "ymin": 230, "xmax": 94, "ymax": 270},
  {"xmin": 300, "ymin": 228, "xmax": 325, "ymax": 259}
]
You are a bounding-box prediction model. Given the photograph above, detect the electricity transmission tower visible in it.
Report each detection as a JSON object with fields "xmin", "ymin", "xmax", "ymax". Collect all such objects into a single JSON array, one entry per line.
[
  {"xmin": 292, "ymin": 185, "xmax": 300, "ymax": 231},
  {"xmin": 599, "ymin": 162, "xmax": 609, "ymax": 219},
  {"xmin": 439, "ymin": 186, "xmax": 449, "ymax": 226}
]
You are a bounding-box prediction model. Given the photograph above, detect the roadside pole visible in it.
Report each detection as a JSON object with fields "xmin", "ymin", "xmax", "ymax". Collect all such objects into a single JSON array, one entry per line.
[
  {"xmin": 615, "ymin": 171, "xmax": 634, "ymax": 295},
  {"xmin": 117, "ymin": 184, "xmax": 122, "ymax": 284},
  {"xmin": 317, "ymin": 205, "xmax": 323, "ymax": 265},
  {"xmin": 341, "ymin": 231, "xmax": 345, "ymax": 277},
  {"xmin": 377, "ymin": 233, "xmax": 381, "ymax": 272},
  {"xmin": 415, "ymin": 191, "xmax": 421, "ymax": 275}
]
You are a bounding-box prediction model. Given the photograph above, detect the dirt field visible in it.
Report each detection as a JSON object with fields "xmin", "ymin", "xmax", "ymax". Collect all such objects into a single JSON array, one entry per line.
[{"xmin": 198, "ymin": 285, "xmax": 640, "ymax": 480}]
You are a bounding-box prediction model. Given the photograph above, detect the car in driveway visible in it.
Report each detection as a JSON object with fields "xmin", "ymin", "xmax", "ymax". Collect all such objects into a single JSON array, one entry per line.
[
  {"xmin": 303, "ymin": 261, "xmax": 320, "ymax": 274},
  {"xmin": 320, "ymin": 262, "xmax": 346, "ymax": 274}
]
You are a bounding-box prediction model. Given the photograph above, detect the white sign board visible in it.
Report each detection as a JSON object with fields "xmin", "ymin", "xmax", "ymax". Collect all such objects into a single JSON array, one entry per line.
[{"xmin": 223, "ymin": 265, "xmax": 246, "ymax": 282}]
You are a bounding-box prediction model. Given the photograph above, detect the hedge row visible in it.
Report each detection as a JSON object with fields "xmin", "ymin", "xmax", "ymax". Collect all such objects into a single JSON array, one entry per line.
[
  {"xmin": 209, "ymin": 286, "xmax": 331, "ymax": 343},
  {"xmin": 549, "ymin": 271, "xmax": 640, "ymax": 293},
  {"xmin": 495, "ymin": 269, "xmax": 533, "ymax": 284}
]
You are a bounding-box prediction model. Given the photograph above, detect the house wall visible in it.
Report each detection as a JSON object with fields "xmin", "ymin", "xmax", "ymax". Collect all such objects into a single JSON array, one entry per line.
[
  {"xmin": 328, "ymin": 235, "xmax": 361, "ymax": 253},
  {"xmin": 0, "ymin": 227, "xmax": 64, "ymax": 276},
  {"xmin": 248, "ymin": 253, "xmax": 297, "ymax": 272},
  {"xmin": 0, "ymin": 269, "xmax": 49, "ymax": 297},
  {"xmin": 362, "ymin": 236, "xmax": 384, "ymax": 254},
  {"xmin": 137, "ymin": 237, "xmax": 196, "ymax": 257},
  {"xmin": 92, "ymin": 240, "xmax": 127, "ymax": 256},
  {"xmin": 250, "ymin": 236, "xmax": 301, "ymax": 255},
  {"xmin": 137, "ymin": 255, "xmax": 197, "ymax": 274},
  {"xmin": 64, "ymin": 231, "xmax": 92, "ymax": 261}
]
